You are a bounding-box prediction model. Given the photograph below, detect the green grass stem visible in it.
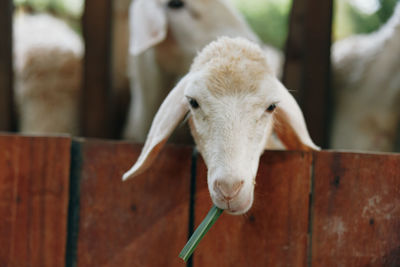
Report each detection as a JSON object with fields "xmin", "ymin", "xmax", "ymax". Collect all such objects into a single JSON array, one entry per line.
[{"xmin": 179, "ymin": 205, "xmax": 223, "ymax": 262}]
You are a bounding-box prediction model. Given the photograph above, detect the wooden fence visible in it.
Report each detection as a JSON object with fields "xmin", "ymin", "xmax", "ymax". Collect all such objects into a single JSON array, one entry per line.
[
  {"xmin": 0, "ymin": 134, "xmax": 399, "ymax": 266},
  {"xmin": 0, "ymin": 0, "xmax": 333, "ymax": 146}
]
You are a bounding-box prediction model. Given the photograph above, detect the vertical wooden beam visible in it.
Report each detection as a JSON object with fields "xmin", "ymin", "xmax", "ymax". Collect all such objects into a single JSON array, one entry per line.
[
  {"xmin": 111, "ymin": 0, "xmax": 131, "ymax": 138},
  {"xmin": 283, "ymin": 0, "xmax": 333, "ymax": 148},
  {"xmin": 0, "ymin": 0, "xmax": 16, "ymax": 132},
  {"xmin": 81, "ymin": 0, "xmax": 114, "ymax": 138}
]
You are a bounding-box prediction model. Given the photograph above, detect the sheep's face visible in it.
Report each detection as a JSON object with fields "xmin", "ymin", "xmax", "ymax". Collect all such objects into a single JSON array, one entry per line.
[
  {"xmin": 123, "ymin": 37, "xmax": 318, "ymax": 216},
  {"xmin": 185, "ymin": 72, "xmax": 280, "ymax": 215}
]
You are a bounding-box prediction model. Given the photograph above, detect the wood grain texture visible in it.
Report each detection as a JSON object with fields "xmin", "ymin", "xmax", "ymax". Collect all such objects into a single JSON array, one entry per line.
[
  {"xmin": 283, "ymin": 0, "xmax": 333, "ymax": 148},
  {"xmin": 0, "ymin": 135, "xmax": 71, "ymax": 267},
  {"xmin": 81, "ymin": 0, "xmax": 113, "ymax": 138},
  {"xmin": 311, "ymin": 151, "xmax": 400, "ymax": 266},
  {"xmin": 0, "ymin": 0, "xmax": 16, "ymax": 131},
  {"xmin": 193, "ymin": 151, "xmax": 313, "ymax": 267},
  {"xmin": 2, "ymin": 133, "xmax": 399, "ymax": 266},
  {"xmin": 75, "ymin": 141, "xmax": 192, "ymax": 267}
]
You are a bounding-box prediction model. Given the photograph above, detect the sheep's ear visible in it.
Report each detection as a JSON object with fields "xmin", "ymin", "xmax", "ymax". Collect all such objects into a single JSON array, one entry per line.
[
  {"xmin": 122, "ymin": 76, "xmax": 191, "ymax": 181},
  {"xmin": 129, "ymin": 0, "xmax": 167, "ymax": 56},
  {"xmin": 272, "ymin": 82, "xmax": 320, "ymax": 151}
]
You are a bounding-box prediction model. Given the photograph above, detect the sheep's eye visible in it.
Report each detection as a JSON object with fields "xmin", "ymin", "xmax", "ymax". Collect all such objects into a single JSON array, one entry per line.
[
  {"xmin": 266, "ymin": 103, "xmax": 277, "ymax": 112},
  {"xmin": 167, "ymin": 0, "xmax": 185, "ymax": 9},
  {"xmin": 188, "ymin": 98, "xmax": 199, "ymax": 109}
]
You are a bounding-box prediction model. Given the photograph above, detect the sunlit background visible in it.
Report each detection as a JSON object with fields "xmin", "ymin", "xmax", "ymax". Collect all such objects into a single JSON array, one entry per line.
[{"xmin": 13, "ymin": 0, "xmax": 400, "ymax": 48}]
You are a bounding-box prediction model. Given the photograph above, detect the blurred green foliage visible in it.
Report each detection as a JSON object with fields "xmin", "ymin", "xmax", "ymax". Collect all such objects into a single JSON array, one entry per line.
[
  {"xmin": 334, "ymin": 0, "xmax": 399, "ymax": 39},
  {"xmin": 232, "ymin": 0, "xmax": 291, "ymax": 49},
  {"xmin": 347, "ymin": 0, "xmax": 398, "ymax": 33},
  {"xmin": 13, "ymin": 0, "xmax": 399, "ymax": 48},
  {"xmin": 233, "ymin": 0, "xmax": 399, "ymax": 47},
  {"xmin": 14, "ymin": 0, "xmax": 83, "ymax": 17}
]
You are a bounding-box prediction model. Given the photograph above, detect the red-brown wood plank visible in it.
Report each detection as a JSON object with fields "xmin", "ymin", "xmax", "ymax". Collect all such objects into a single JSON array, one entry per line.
[
  {"xmin": 0, "ymin": 135, "xmax": 71, "ymax": 266},
  {"xmin": 283, "ymin": 0, "xmax": 333, "ymax": 148},
  {"xmin": 0, "ymin": 0, "xmax": 16, "ymax": 132},
  {"xmin": 81, "ymin": 0, "xmax": 113, "ymax": 138},
  {"xmin": 311, "ymin": 151, "xmax": 400, "ymax": 266},
  {"xmin": 193, "ymin": 151, "xmax": 312, "ymax": 267},
  {"xmin": 75, "ymin": 141, "xmax": 192, "ymax": 267}
]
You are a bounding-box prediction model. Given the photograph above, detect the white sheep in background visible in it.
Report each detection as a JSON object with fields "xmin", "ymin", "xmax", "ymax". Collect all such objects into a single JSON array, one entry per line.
[
  {"xmin": 123, "ymin": 0, "xmax": 283, "ymax": 142},
  {"xmin": 331, "ymin": 2, "xmax": 400, "ymax": 152},
  {"xmin": 123, "ymin": 37, "xmax": 318, "ymax": 214},
  {"xmin": 13, "ymin": 13, "xmax": 83, "ymax": 135}
]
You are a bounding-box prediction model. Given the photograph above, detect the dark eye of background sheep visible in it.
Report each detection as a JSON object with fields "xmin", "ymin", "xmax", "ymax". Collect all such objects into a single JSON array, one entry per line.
[
  {"xmin": 267, "ymin": 103, "xmax": 276, "ymax": 112},
  {"xmin": 188, "ymin": 98, "xmax": 199, "ymax": 109},
  {"xmin": 167, "ymin": 0, "xmax": 185, "ymax": 9}
]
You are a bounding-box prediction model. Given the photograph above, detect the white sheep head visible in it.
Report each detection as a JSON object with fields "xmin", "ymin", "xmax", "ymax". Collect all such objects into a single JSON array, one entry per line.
[
  {"xmin": 130, "ymin": 0, "xmax": 259, "ymax": 57},
  {"xmin": 123, "ymin": 37, "xmax": 318, "ymax": 215}
]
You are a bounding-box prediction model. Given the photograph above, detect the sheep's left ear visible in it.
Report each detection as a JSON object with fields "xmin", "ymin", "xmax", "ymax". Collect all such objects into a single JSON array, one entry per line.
[
  {"xmin": 272, "ymin": 81, "xmax": 320, "ymax": 151},
  {"xmin": 122, "ymin": 75, "xmax": 191, "ymax": 181},
  {"xmin": 129, "ymin": 0, "xmax": 167, "ymax": 56}
]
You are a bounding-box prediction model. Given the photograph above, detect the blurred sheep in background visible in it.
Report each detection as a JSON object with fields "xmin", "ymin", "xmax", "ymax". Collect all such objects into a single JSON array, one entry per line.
[
  {"xmin": 11, "ymin": 0, "xmax": 400, "ymax": 152},
  {"xmin": 122, "ymin": 0, "xmax": 283, "ymax": 143},
  {"xmin": 11, "ymin": 0, "xmax": 284, "ymax": 141},
  {"xmin": 13, "ymin": 13, "xmax": 83, "ymax": 135},
  {"xmin": 12, "ymin": 0, "xmax": 131, "ymax": 136},
  {"xmin": 331, "ymin": 2, "xmax": 400, "ymax": 151}
]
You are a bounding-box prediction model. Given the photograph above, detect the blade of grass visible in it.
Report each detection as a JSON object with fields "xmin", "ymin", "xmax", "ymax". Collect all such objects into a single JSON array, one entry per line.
[{"xmin": 179, "ymin": 205, "xmax": 223, "ymax": 262}]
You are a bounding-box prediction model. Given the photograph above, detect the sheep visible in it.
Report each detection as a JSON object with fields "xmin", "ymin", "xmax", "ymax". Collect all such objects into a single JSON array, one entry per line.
[
  {"xmin": 122, "ymin": 37, "xmax": 318, "ymax": 215},
  {"xmin": 330, "ymin": 2, "xmax": 400, "ymax": 152},
  {"xmin": 123, "ymin": 0, "xmax": 283, "ymax": 142},
  {"xmin": 13, "ymin": 13, "xmax": 83, "ymax": 135}
]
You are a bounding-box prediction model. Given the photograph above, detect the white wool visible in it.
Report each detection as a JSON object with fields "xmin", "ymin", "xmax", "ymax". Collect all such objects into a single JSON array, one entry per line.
[
  {"xmin": 13, "ymin": 13, "xmax": 83, "ymax": 135},
  {"xmin": 14, "ymin": 13, "xmax": 83, "ymax": 71},
  {"xmin": 331, "ymin": 3, "xmax": 400, "ymax": 152}
]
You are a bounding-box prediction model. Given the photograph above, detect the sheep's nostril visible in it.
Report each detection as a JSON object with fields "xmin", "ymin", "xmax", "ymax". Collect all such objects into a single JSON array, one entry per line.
[{"xmin": 214, "ymin": 179, "xmax": 244, "ymax": 201}]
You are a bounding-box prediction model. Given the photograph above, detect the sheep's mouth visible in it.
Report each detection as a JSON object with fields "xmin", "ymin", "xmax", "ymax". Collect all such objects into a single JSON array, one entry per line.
[{"xmin": 213, "ymin": 194, "xmax": 253, "ymax": 215}]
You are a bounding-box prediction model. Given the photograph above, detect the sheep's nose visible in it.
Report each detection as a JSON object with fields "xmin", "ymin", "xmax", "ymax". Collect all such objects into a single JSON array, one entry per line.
[{"xmin": 213, "ymin": 179, "xmax": 244, "ymax": 201}]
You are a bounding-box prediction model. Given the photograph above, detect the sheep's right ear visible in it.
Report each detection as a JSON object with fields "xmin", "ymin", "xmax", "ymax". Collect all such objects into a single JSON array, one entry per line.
[
  {"xmin": 122, "ymin": 75, "xmax": 191, "ymax": 181},
  {"xmin": 272, "ymin": 81, "xmax": 320, "ymax": 151},
  {"xmin": 129, "ymin": 0, "xmax": 167, "ymax": 56}
]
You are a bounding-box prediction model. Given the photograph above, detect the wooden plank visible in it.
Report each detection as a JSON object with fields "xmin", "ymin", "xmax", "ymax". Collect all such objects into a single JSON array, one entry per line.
[
  {"xmin": 0, "ymin": 0, "xmax": 16, "ymax": 132},
  {"xmin": 283, "ymin": 0, "xmax": 333, "ymax": 148},
  {"xmin": 0, "ymin": 135, "xmax": 71, "ymax": 267},
  {"xmin": 81, "ymin": 0, "xmax": 113, "ymax": 138},
  {"xmin": 75, "ymin": 141, "xmax": 191, "ymax": 267},
  {"xmin": 193, "ymin": 151, "xmax": 312, "ymax": 267},
  {"xmin": 311, "ymin": 151, "xmax": 400, "ymax": 266}
]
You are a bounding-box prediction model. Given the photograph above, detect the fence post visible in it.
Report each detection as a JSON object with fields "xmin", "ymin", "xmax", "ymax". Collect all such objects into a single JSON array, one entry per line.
[
  {"xmin": 283, "ymin": 0, "xmax": 333, "ymax": 148},
  {"xmin": 81, "ymin": 0, "xmax": 114, "ymax": 138},
  {"xmin": 0, "ymin": 0, "xmax": 16, "ymax": 132}
]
